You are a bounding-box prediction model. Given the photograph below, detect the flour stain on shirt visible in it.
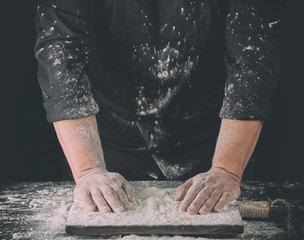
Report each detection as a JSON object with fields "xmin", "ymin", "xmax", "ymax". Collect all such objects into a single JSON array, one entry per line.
[
  {"xmin": 132, "ymin": 3, "xmax": 207, "ymax": 118},
  {"xmin": 134, "ymin": 43, "xmax": 195, "ymax": 117},
  {"xmin": 130, "ymin": 3, "xmax": 208, "ymax": 179}
]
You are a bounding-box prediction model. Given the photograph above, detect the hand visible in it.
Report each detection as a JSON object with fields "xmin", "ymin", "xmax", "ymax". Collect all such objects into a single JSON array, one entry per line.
[
  {"xmin": 74, "ymin": 168, "xmax": 135, "ymax": 213},
  {"xmin": 175, "ymin": 167, "xmax": 241, "ymax": 215}
]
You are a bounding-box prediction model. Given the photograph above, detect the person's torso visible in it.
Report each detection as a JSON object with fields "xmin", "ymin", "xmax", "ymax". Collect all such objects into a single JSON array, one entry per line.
[{"xmin": 89, "ymin": 0, "xmax": 226, "ymax": 160}]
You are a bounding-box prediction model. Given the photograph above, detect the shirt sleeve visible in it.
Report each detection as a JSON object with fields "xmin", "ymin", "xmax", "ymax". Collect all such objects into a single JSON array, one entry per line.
[
  {"xmin": 34, "ymin": 0, "xmax": 99, "ymax": 123},
  {"xmin": 220, "ymin": 0, "xmax": 284, "ymax": 120}
]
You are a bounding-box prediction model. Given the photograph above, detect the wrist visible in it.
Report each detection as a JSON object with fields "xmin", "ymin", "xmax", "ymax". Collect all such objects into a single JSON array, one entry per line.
[
  {"xmin": 75, "ymin": 166, "xmax": 108, "ymax": 184},
  {"xmin": 210, "ymin": 165, "xmax": 242, "ymax": 183}
]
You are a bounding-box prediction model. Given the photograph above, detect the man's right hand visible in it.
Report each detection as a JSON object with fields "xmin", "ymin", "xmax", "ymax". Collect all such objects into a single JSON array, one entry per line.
[
  {"xmin": 74, "ymin": 168, "xmax": 135, "ymax": 213},
  {"xmin": 53, "ymin": 116, "xmax": 134, "ymax": 213}
]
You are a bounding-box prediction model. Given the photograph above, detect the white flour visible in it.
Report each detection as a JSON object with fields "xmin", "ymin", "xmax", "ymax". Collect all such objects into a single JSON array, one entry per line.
[{"xmin": 67, "ymin": 187, "xmax": 242, "ymax": 227}]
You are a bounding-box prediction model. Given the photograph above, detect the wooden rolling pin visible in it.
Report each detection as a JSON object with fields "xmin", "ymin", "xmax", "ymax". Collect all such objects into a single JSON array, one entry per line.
[{"xmin": 237, "ymin": 199, "xmax": 290, "ymax": 220}]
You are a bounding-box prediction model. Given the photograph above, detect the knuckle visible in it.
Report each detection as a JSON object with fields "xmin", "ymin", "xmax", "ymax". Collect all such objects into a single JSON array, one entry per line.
[
  {"xmin": 191, "ymin": 185, "xmax": 202, "ymax": 194},
  {"xmin": 118, "ymin": 174, "xmax": 126, "ymax": 182},
  {"xmin": 92, "ymin": 190, "xmax": 102, "ymax": 198},
  {"xmin": 199, "ymin": 188, "xmax": 210, "ymax": 198},
  {"xmin": 109, "ymin": 176, "xmax": 117, "ymax": 183},
  {"xmin": 212, "ymin": 189, "xmax": 221, "ymax": 196},
  {"xmin": 101, "ymin": 187, "xmax": 113, "ymax": 196},
  {"xmin": 186, "ymin": 178, "xmax": 193, "ymax": 185},
  {"xmin": 109, "ymin": 172, "xmax": 120, "ymax": 180},
  {"xmin": 111, "ymin": 182, "xmax": 122, "ymax": 192},
  {"xmin": 206, "ymin": 177, "xmax": 216, "ymax": 185},
  {"xmin": 113, "ymin": 177, "xmax": 124, "ymax": 187},
  {"xmin": 225, "ymin": 192, "xmax": 232, "ymax": 198},
  {"xmin": 103, "ymin": 189, "xmax": 113, "ymax": 197}
]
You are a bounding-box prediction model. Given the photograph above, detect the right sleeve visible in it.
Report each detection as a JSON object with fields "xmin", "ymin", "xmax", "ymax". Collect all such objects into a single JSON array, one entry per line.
[{"xmin": 34, "ymin": 0, "xmax": 100, "ymax": 123}]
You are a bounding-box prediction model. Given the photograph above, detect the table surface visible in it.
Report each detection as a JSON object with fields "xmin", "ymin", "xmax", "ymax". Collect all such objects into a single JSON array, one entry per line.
[{"xmin": 0, "ymin": 181, "xmax": 303, "ymax": 240}]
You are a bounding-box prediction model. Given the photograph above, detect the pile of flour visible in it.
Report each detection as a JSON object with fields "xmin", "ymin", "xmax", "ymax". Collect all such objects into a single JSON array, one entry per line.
[{"xmin": 67, "ymin": 187, "xmax": 241, "ymax": 227}]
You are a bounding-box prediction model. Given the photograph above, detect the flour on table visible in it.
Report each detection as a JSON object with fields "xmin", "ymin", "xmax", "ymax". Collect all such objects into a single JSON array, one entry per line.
[{"xmin": 67, "ymin": 187, "xmax": 242, "ymax": 227}]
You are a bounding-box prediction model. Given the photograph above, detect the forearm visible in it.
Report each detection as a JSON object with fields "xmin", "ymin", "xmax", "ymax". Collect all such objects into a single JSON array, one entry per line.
[
  {"xmin": 53, "ymin": 115, "xmax": 106, "ymax": 182},
  {"xmin": 211, "ymin": 119, "xmax": 263, "ymax": 182}
]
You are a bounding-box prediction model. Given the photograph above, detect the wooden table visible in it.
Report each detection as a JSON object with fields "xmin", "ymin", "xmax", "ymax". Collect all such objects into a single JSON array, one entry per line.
[{"xmin": 1, "ymin": 181, "xmax": 303, "ymax": 240}]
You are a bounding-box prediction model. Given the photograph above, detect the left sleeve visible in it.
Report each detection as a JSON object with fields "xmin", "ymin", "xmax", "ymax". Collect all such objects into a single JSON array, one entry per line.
[{"xmin": 220, "ymin": 0, "xmax": 284, "ymax": 120}]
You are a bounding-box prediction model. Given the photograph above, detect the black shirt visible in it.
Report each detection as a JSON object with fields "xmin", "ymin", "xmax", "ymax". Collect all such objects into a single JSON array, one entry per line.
[{"xmin": 34, "ymin": 0, "xmax": 283, "ymax": 179}]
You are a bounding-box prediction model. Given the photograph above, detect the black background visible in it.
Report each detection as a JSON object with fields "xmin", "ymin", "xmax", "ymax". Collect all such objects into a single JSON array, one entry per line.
[{"xmin": 1, "ymin": 1, "xmax": 303, "ymax": 182}]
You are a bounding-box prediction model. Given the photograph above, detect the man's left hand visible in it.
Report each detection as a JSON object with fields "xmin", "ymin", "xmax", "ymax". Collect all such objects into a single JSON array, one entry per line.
[{"xmin": 175, "ymin": 167, "xmax": 241, "ymax": 215}]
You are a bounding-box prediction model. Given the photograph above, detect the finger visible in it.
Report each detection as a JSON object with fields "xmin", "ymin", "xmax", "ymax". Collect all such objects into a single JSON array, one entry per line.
[
  {"xmin": 111, "ymin": 183, "xmax": 131, "ymax": 210},
  {"xmin": 179, "ymin": 184, "xmax": 205, "ymax": 213},
  {"xmin": 186, "ymin": 186, "xmax": 212, "ymax": 215},
  {"xmin": 122, "ymin": 181, "xmax": 135, "ymax": 203},
  {"xmin": 213, "ymin": 192, "xmax": 232, "ymax": 212},
  {"xmin": 175, "ymin": 179, "xmax": 192, "ymax": 201},
  {"xmin": 100, "ymin": 185, "xmax": 125, "ymax": 213},
  {"xmin": 90, "ymin": 189, "xmax": 111, "ymax": 213},
  {"xmin": 199, "ymin": 190, "xmax": 222, "ymax": 215},
  {"xmin": 77, "ymin": 190, "xmax": 96, "ymax": 212}
]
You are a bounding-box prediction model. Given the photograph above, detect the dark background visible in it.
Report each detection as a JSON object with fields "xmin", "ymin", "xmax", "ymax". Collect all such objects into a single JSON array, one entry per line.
[{"xmin": 1, "ymin": 1, "xmax": 303, "ymax": 182}]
